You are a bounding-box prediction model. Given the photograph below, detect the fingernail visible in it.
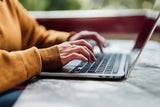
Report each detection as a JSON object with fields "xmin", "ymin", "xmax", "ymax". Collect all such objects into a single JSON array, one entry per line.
[
  {"xmin": 100, "ymin": 48, "xmax": 104, "ymax": 53},
  {"xmin": 92, "ymin": 56, "xmax": 97, "ymax": 62}
]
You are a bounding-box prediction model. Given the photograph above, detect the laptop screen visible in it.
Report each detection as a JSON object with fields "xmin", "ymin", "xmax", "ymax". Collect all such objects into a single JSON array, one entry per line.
[
  {"xmin": 134, "ymin": 11, "xmax": 160, "ymax": 49},
  {"xmin": 126, "ymin": 11, "xmax": 160, "ymax": 78}
]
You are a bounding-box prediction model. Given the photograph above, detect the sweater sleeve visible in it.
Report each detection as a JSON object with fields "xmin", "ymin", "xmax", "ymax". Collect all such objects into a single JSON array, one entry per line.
[
  {"xmin": 0, "ymin": 0, "xmax": 70, "ymax": 93},
  {"xmin": 0, "ymin": 45, "xmax": 63, "ymax": 93},
  {"xmin": 0, "ymin": 47, "xmax": 41, "ymax": 93},
  {"xmin": 12, "ymin": 0, "xmax": 72, "ymax": 49}
]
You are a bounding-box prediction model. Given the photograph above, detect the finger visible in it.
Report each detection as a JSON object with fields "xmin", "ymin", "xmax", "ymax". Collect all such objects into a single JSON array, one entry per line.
[
  {"xmin": 58, "ymin": 42, "xmax": 93, "ymax": 62},
  {"xmin": 71, "ymin": 39, "xmax": 94, "ymax": 52},
  {"xmin": 82, "ymin": 34, "xmax": 104, "ymax": 53},
  {"xmin": 97, "ymin": 34, "xmax": 107, "ymax": 47},
  {"xmin": 81, "ymin": 32, "xmax": 106, "ymax": 53},
  {"xmin": 62, "ymin": 53, "xmax": 88, "ymax": 65},
  {"xmin": 99, "ymin": 44, "xmax": 104, "ymax": 53},
  {"xmin": 68, "ymin": 45, "xmax": 96, "ymax": 61},
  {"xmin": 83, "ymin": 46, "xmax": 97, "ymax": 61},
  {"xmin": 88, "ymin": 32, "xmax": 106, "ymax": 48},
  {"xmin": 73, "ymin": 45, "xmax": 91, "ymax": 61},
  {"xmin": 78, "ymin": 31, "xmax": 106, "ymax": 48}
]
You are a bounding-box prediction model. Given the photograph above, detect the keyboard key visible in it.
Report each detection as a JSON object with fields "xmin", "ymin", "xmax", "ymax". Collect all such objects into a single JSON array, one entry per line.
[{"xmin": 70, "ymin": 53, "xmax": 122, "ymax": 75}]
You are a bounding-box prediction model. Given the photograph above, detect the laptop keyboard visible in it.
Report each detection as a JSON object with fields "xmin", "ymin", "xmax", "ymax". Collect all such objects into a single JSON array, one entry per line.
[{"xmin": 70, "ymin": 53, "xmax": 122, "ymax": 74}]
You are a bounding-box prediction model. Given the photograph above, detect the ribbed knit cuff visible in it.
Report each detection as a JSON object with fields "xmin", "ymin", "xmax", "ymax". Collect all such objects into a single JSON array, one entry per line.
[{"xmin": 39, "ymin": 45, "xmax": 63, "ymax": 71}]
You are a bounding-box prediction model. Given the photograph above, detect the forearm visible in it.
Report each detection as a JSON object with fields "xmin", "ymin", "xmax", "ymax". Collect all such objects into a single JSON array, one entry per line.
[
  {"xmin": 34, "ymin": 29, "xmax": 73, "ymax": 48},
  {"xmin": 0, "ymin": 46, "xmax": 63, "ymax": 93},
  {"xmin": 0, "ymin": 47, "xmax": 41, "ymax": 93}
]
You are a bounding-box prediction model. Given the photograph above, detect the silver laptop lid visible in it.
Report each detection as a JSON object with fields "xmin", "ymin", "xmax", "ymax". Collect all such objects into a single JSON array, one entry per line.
[{"xmin": 126, "ymin": 11, "xmax": 160, "ymax": 79}]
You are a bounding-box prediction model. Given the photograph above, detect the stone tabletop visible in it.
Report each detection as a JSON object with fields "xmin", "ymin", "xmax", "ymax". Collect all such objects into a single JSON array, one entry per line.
[{"xmin": 14, "ymin": 40, "xmax": 160, "ymax": 107}]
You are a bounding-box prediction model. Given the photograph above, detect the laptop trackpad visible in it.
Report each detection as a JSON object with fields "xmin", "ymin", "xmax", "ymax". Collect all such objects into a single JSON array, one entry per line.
[{"xmin": 62, "ymin": 60, "xmax": 81, "ymax": 72}]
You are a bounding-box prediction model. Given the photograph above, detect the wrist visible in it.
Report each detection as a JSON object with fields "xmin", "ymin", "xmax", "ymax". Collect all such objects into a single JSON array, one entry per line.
[
  {"xmin": 67, "ymin": 31, "xmax": 77, "ymax": 41},
  {"xmin": 39, "ymin": 45, "xmax": 63, "ymax": 71}
]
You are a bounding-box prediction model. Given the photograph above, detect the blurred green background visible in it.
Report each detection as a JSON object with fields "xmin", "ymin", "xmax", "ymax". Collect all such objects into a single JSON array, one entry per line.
[{"xmin": 19, "ymin": 0, "xmax": 159, "ymax": 11}]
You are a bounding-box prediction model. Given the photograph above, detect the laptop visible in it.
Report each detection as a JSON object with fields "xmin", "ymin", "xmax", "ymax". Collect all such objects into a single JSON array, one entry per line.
[{"xmin": 40, "ymin": 11, "xmax": 160, "ymax": 80}]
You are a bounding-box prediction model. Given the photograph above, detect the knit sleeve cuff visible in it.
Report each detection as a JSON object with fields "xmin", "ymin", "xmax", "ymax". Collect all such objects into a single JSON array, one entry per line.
[
  {"xmin": 53, "ymin": 31, "xmax": 77, "ymax": 43},
  {"xmin": 39, "ymin": 45, "xmax": 63, "ymax": 71}
]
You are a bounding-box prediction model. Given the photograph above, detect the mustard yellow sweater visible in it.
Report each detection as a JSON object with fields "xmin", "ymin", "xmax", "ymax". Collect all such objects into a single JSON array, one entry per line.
[{"xmin": 0, "ymin": 0, "xmax": 72, "ymax": 93}]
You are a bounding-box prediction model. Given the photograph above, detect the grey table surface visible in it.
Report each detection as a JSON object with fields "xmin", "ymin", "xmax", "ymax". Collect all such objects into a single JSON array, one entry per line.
[{"xmin": 14, "ymin": 40, "xmax": 160, "ymax": 107}]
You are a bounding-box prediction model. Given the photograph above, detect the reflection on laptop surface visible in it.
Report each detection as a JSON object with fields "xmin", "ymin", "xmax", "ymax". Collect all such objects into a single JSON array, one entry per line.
[{"xmin": 40, "ymin": 11, "xmax": 160, "ymax": 80}]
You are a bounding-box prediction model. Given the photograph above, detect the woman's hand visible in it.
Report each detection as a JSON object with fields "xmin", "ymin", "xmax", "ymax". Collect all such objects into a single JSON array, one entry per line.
[
  {"xmin": 58, "ymin": 39, "xmax": 96, "ymax": 66},
  {"xmin": 69, "ymin": 30, "xmax": 106, "ymax": 53}
]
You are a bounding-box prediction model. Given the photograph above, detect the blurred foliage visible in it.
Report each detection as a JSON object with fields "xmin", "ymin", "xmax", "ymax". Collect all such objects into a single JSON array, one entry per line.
[
  {"xmin": 19, "ymin": 0, "xmax": 158, "ymax": 11},
  {"xmin": 153, "ymin": 0, "xmax": 160, "ymax": 10},
  {"xmin": 19, "ymin": 0, "xmax": 81, "ymax": 10}
]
